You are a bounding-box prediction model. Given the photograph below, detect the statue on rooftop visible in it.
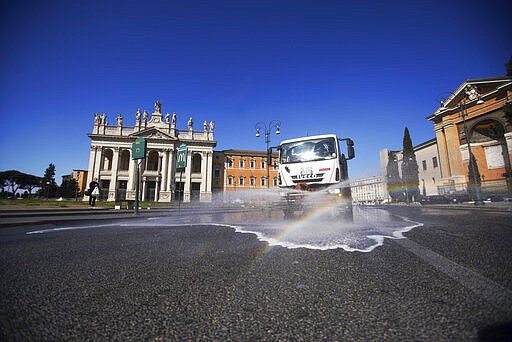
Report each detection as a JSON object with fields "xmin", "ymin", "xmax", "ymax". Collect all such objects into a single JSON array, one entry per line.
[{"xmin": 155, "ymin": 100, "xmax": 161, "ymax": 113}]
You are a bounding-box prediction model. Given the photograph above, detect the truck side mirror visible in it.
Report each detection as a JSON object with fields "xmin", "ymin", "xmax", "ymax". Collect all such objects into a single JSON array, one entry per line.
[{"xmin": 347, "ymin": 139, "xmax": 355, "ymax": 160}]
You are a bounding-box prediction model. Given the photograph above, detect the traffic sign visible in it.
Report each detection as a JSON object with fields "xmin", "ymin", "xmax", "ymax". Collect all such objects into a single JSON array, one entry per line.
[{"xmin": 177, "ymin": 143, "xmax": 187, "ymax": 169}]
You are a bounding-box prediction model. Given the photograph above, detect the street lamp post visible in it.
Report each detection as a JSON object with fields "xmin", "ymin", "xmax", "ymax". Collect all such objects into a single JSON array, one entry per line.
[
  {"xmin": 75, "ymin": 171, "xmax": 80, "ymax": 201},
  {"xmin": 255, "ymin": 120, "xmax": 281, "ymax": 188},
  {"xmin": 437, "ymin": 88, "xmax": 484, "ymax": 205}
]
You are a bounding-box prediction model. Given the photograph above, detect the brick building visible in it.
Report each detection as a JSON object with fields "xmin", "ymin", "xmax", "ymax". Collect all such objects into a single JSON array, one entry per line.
[{"xmin": 212, "ymin": 150, "xmax": 279, "ymax": 200}]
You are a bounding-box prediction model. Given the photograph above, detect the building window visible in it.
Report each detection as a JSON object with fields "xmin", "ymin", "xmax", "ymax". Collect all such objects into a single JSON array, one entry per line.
[
  {"xmin": 147, "ymin": 151, "xmax": 159, "ymax": 171},
  {"xmin": 239, "ymin": 176, "xmax": 245, "ymax": 186},
  {"xmin": 432, "ymin": 156, "xmax": 438, "ymax": 168},
  {"xmin": 227, "ymin": 159, "xmax": 233, "ymax": 167},
  {"xmin": 119, "ymin": 150, "xmax": 130, "ymax": 170},
  {"xmin": 261, "ymin": 160, "xmax": 266, "ymax": 169},
  {"xmin": 214, "ymin": 167, "xmax": 220, "ymax": 178},
  {"xmin": 422, "ymin": 160, "xmax": 427, "ymax": 171},
  {"xmin": 192, "ymin": 153, "xmax": 202, "ymax": 173},
  {"xmin": 228, "ymin": 176, "xmax": 233, "ymax": 185},
  {"xmin": 250, "ymin": 176, "xmax": 256, "ymax": 186},
  {"xmin": 102, "ymin": 149, "xmax": 113, "ymax": 170},
  {"xmin": 261, "ymin": 177, "xmax": 266, "ymax": 187},
  {"xmin": 250, "ymin": 160, "xmax": 255, "ymax": 168},
  {"xmin": 273, "ymin": 177, "xmax": 278, "ymax": 186},
  {"xmin": 239, "ymin": 159, "xmax": 244, "ymax": 168}
]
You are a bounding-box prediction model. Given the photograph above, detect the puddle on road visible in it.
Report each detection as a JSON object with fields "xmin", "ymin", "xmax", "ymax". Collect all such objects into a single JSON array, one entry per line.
[
  {"xmin": 220, "ymin": 206, "xmax": 423, "ymax": 252},
  {"xmin": 144, "ymin": 205, "xmax": 423, "ymax": 253},
  {"xmin": 27, "ymin": 203, "xmax": 423, "ymax": 253}
]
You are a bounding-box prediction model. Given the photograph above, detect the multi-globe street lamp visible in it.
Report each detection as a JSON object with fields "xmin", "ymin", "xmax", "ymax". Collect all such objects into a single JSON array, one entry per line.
[
  {"xmin": 255, "ymin": 120, "xmax": 281, "ymax": 188},
  {"xmin": 437, "ymin": 86, "xmax": 484, "ymax": 205}
]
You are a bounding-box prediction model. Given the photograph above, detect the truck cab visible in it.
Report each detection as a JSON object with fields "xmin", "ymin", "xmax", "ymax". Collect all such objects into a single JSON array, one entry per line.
[{"xmin": 277, "ymin": 134, "xmax": 355, "ymax": 218}]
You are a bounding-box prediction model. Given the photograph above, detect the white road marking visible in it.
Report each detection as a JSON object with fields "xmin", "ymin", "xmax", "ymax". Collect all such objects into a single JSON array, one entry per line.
[{"xmin": 395, "ymin": 238, "xmax": 512, "ymax": 314}]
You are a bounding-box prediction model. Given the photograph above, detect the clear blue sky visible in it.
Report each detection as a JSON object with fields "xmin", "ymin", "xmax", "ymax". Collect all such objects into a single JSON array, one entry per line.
[{"xmin": 1, "ymin": 0, "xmax": 510, "ymax": 182}]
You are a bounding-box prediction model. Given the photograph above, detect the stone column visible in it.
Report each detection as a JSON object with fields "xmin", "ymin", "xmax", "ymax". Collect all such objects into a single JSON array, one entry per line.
[
  {"xmin": 94, "ymin": 147, "xmax": 103, "ymax": 179},
  {"xmin": 435, "ymin": 127, "xmax": 450, "ymax": 179},
  {"xmin": 167, "ymin": 149, "xmax": 175, "ymax": 200},
  {"xmin": 444, "ymin": 124, "xmax": 464, "ymax": 177},
  {"xmin": 205, "ymin": 151, "xmax": 213, "ymax": 201},
  {"xmin": 108, "ymin": 147, "xmax": 120, "ymax": 201},
  {"xmin": 142, "ymin": 177, "xmax": 147, "ymax": 202},
  {"xmin": 84, "ymin": 146, "xmax": 98, "ymax": 201},
  {"xmin": 126, "ymin": 157, "xmax": 136, "ymax": 200},
  {"xmin": 184, "ymin": 151, "xmax": 192, "ymax": 202},
  {"xmin": 154, "ymin": 176, "xmax": 160, "ymax": 202},
  {"xmin": 200, "ymin": 152, "xmax": 207, "ymax": 195},
  {"xmin": 161, "ymin": 151, "xmax": 168, "ymax": 191}
]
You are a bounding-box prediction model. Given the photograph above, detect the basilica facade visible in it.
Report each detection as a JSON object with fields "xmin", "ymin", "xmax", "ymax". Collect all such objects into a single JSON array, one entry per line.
[{"xmin": 85, "ymin": 101, "xmax": 216, "ymax": 202}]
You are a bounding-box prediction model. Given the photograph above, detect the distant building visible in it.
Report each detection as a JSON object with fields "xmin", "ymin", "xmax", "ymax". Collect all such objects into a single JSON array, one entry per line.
[
  {"xmin": 73, "ymin": 169, "xmax": 88, "ymax": 194},
  {"xmin": 61, "ymin": 169, "xmax": 88, "ymax": 198},
  {"xmin": 427, "ymin": 77, "xmax": 512, "ymax": 193},
  {"xmin": 350, "ymin": 176, "xmax": 387, "ymax": 204},
  {"xmin": 85, "ymin": 101, "xmax": 216, "ymax": 202},
  {"xmin": 380, "ymin": 138, "xmax": 442, "ymax": 199}
]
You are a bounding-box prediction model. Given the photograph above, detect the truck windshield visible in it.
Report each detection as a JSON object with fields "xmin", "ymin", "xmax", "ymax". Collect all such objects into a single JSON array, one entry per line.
[{"xmin": 280, "ymin": 137, "xmax": 337, "ymax": 164}]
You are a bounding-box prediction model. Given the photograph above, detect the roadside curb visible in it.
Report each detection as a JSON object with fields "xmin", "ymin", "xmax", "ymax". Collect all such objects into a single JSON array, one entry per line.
[{"xmin": 379, "ymin": 203, "xmax": 512, "ymax": 212}]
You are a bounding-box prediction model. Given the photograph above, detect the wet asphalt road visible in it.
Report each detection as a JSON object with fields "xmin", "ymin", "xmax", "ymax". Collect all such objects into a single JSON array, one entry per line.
[{"xmin": 0, "ymin": 206, "xmax": 511, "ymax": 341}]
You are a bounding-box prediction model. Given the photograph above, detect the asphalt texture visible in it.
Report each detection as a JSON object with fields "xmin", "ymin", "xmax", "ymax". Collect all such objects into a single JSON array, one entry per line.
[{"xmin": 0, "ymin": 205, "xmax": 511, "ymax": 341}]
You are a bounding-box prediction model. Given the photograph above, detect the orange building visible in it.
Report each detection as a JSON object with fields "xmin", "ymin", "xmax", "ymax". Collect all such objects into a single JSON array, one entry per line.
[
  {"xmin": 428, "ymin": 77, "xmax": 512, "ymax": 194},
  {"xmin": 212, "ymin": 150, "xmax": 279, "ymax": 198}
]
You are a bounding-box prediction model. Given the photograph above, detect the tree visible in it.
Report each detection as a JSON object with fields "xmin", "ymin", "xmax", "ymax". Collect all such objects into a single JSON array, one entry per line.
[
  {"xmin": 0, "ymin": 170, "xmax": 23, "ymax": 196},
  {"xmin": 506, "ymin": 56, "xmax": 512, "ymax": 76},
  {"xmin": 386, "ymin": 151, "xmax": 403, "ymax": 202},
  {"xmin": 467, "ymin": 152, "xmax": 482, "ymax": 201},
  {"xmin": 0, "ymin": 170, "xmax": 42, "ymax": 198},
  {"xmin": 59, "ymin": 178, "xmax": 78, "ymax": 199},
  {"xmin": 20, "ymin": 174, "xmax": 42, "ymax": 197},
  {"xmin": 38, "ymin": 164, "xmax": 58, "ymax": 199},
  {"xmin": 401, "ymin": 127, "xmax": 420, "ymax": 202}
]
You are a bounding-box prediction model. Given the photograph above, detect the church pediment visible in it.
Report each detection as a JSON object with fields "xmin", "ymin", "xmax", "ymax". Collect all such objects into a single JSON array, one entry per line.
[
  {"xmin": 429, "ymin": 76, "xmax": 512, "ymax": 120},
  {"xmin": 130, "ymin": 127, "xmax": 176, "ymax": 140}
]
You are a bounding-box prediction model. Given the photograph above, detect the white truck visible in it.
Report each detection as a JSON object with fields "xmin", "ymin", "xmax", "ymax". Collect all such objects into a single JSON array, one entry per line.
[{"xmin": 276, "ymin": 134, "xmax": 355, "ymax": 219}]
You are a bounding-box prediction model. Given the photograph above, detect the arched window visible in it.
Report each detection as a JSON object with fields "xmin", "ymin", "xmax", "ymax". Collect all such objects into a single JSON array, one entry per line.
[
  {"xmin": 119, "ymin": 149, "xmax": 130, "ymax": 170},
  {"xmin": 192, "ymin": 153, "xmax": 202, "ymax": 173},
  {"xmin": 102, "ymin": 149, "xmax": 113, "ymax": 170},
  {"xmin": 470, "ymin": 119, "xmax": 504, "ymax": 143}
]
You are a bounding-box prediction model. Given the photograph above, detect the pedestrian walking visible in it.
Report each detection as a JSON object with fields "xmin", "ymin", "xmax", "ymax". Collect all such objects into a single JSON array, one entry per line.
[{"xmin": 87, "ymin": 178, "xmax": 100, "ymax": 207}]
